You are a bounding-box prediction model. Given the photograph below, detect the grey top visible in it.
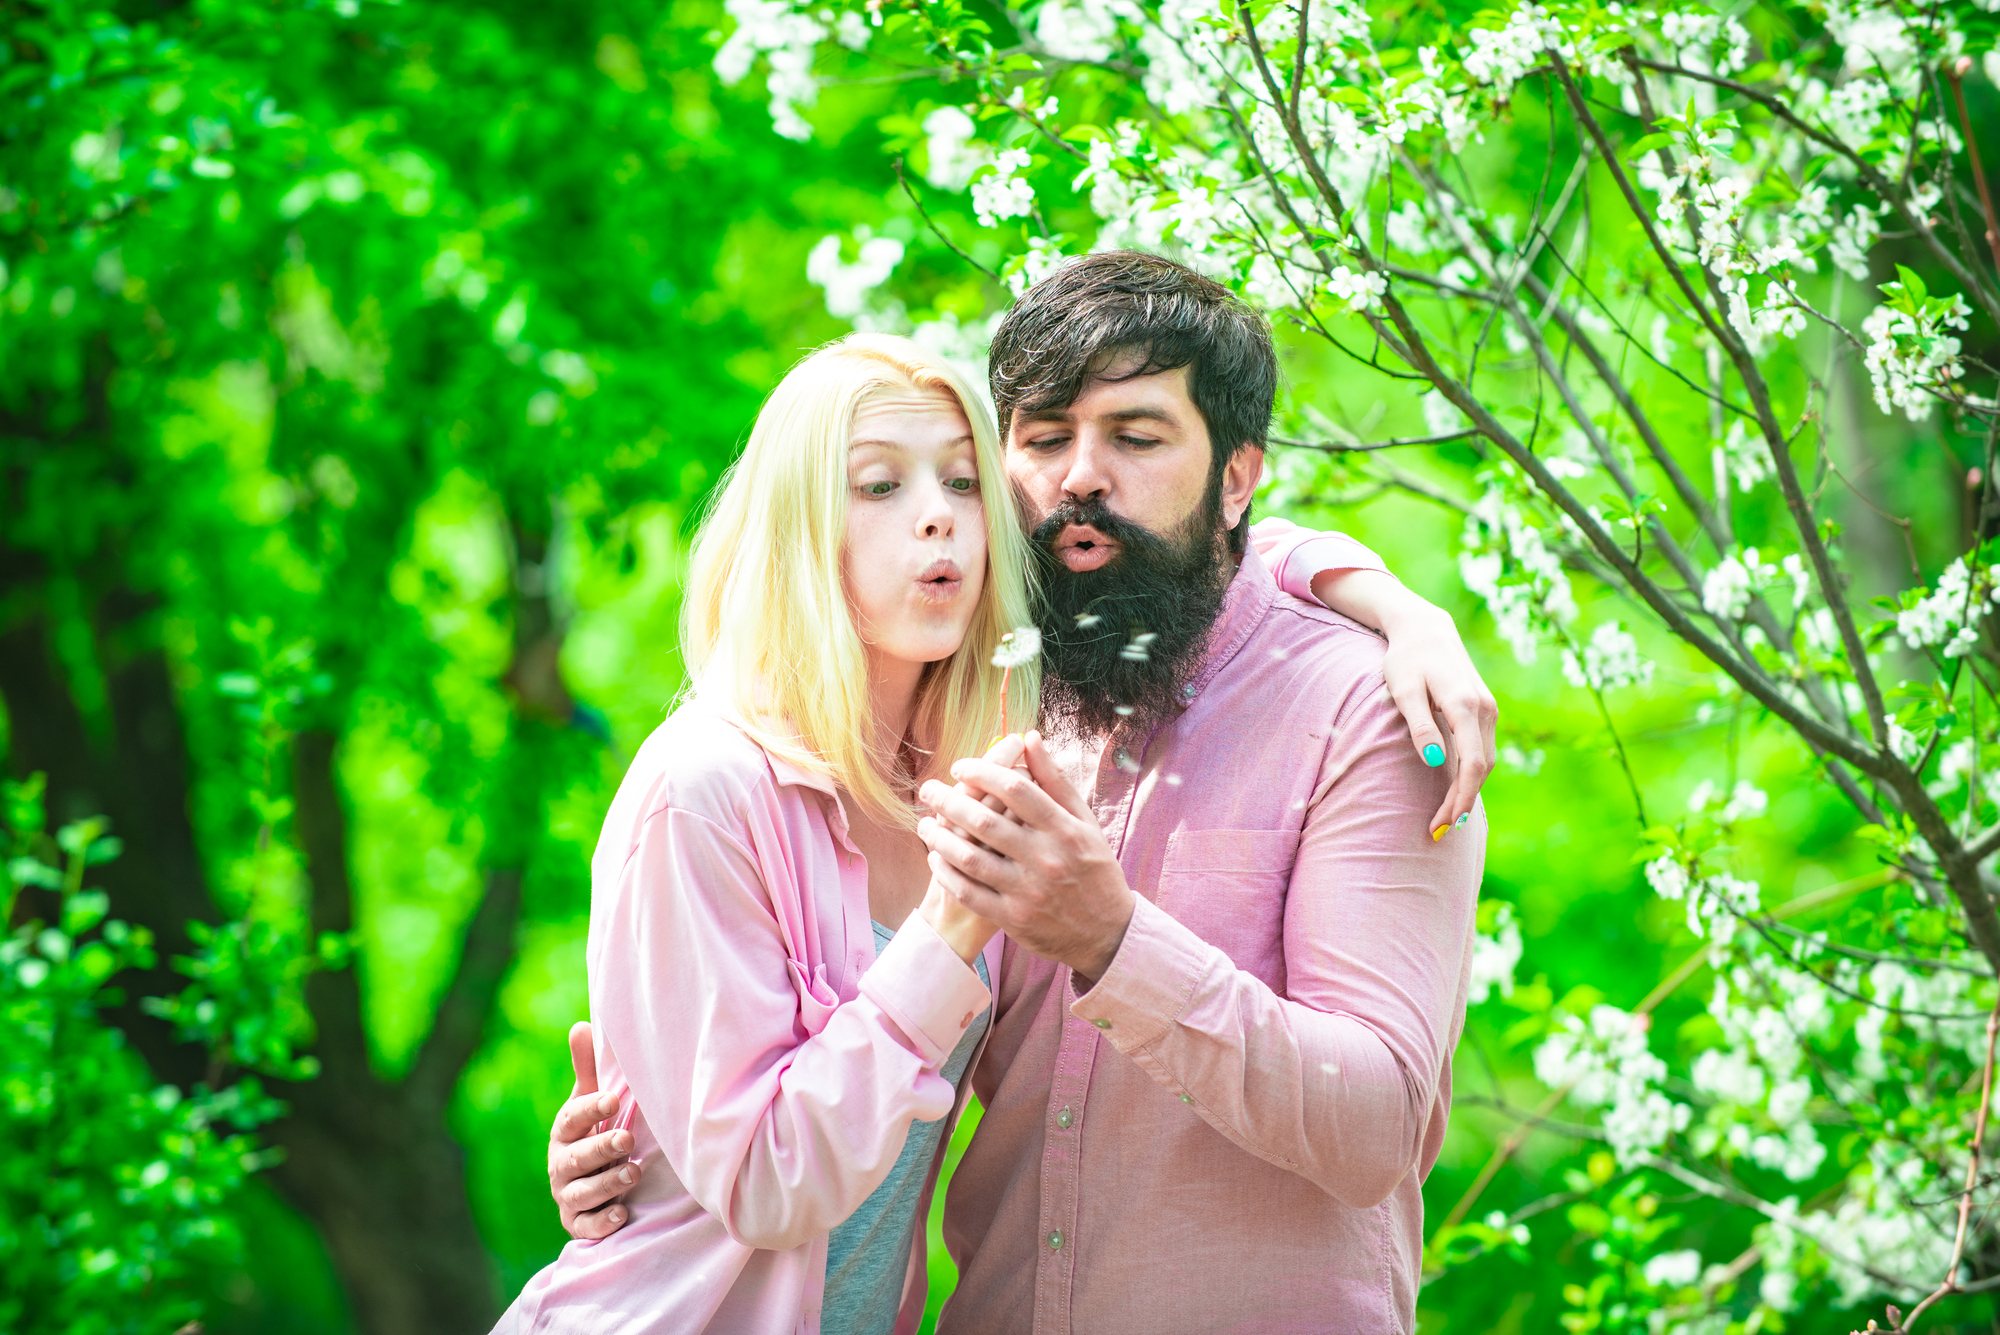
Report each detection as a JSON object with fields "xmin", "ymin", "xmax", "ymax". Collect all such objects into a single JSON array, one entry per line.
[{"xmin": 821, "ymin": 921, "xmax": 990, "ymax": 1335}]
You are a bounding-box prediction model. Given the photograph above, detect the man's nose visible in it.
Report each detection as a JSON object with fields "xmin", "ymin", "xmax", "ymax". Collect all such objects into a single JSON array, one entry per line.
[{"xmin": 1059, "ymin": 430, "xmax": 1113, "ymax": 504}]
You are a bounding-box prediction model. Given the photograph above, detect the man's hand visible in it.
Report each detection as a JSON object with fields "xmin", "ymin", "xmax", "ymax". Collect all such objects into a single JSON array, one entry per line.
[
  {"xmin": 549, "ymin": 1021, "xmax": 637, "ymax": 1241},
  {"xmin": 1312, "ymin": 568, "xmax": 1497, "ymax": 835},
  {"xmin": 917, "ymin": 731, "xmax": 1135, "ymax": 986}
]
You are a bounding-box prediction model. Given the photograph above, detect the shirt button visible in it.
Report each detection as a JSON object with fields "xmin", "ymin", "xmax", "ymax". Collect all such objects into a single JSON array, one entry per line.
[
  {"xmin": 959, "ymin": 1012, "xmax": 974, "ymax": 1030},
  {"xmin": 1092, "ymin": 1018, "xmax": 1112, "ymax": 1030},
  {"xmin": 1179, "ymin": 1093, "xmax": 1192, "ymax": 1104},
  {"xmin": 1048, "ymin": 1231, "xmax": 1063, "ymax": 1251},
  {"xmin": 1056, "ymin": 1105, "xmax": 1072, "ymax": 1129}
]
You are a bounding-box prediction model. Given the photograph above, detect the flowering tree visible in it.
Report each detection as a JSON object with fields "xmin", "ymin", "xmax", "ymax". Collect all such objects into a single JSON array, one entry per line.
[{"xmin": 714, "ymin": 0, "xmax": 2000, "ymax": 1328}]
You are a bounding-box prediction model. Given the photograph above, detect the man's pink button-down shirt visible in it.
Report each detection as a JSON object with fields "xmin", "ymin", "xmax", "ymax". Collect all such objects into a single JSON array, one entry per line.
[{"xmin": 938, "ymin": 542, "xmax": 1485, "ymax": 1335}]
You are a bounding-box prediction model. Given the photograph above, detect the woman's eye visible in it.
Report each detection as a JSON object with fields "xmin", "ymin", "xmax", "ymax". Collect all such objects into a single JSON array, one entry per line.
[
  {"xmin": 947, "ymin": 476, "xmax": 978, "ymax": 493},
  {"xmin": 861, "ymin": 480, "xmax": 896, "ymax": 497}
]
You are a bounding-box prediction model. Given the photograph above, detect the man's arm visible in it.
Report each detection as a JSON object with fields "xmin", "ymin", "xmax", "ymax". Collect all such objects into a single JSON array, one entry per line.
[
  {"xmin": 920, "ymin": 719, "xmax": 1482, "ymax": 1204},
  {"xmin": 1248, "ymin": 515, "xmax": 1496, "ymax": 838}
]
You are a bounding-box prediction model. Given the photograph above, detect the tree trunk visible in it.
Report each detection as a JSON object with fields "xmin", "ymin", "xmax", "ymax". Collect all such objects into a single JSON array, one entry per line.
[{"xmin": 0, "ymin": 603, "xmax": 518, "ymax": 1334}]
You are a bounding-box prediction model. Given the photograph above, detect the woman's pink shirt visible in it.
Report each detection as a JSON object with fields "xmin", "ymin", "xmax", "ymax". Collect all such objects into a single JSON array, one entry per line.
[{"xmin": 496, "ymin": 703, "xmax": 998, "ymax": 1335}]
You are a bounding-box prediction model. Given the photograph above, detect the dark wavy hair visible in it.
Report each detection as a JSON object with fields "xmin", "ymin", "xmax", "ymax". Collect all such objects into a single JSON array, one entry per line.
[{"xmin": 987, "ymin": 251, "xmax": 1278, "ymax": 552}]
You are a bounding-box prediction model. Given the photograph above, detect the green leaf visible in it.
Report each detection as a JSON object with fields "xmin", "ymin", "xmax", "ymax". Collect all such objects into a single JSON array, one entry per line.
[{"xmin": 215, "ymin": 672, "xmax": 261, "ymax": 698}]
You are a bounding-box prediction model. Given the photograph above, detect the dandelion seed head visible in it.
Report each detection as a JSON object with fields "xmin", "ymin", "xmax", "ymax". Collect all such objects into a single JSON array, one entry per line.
[{"xmin": 991, "ymin": 626, "xmax": 1044, "ymax": 669}]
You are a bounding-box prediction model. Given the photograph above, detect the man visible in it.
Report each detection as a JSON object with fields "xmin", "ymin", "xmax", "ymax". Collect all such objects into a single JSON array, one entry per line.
[{"xmin": 550, "ymin": 252, "xmax": 1488, "ymax": 1331}]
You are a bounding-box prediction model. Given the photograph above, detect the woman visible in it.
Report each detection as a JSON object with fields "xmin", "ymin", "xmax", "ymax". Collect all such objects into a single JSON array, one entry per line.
[
  {"xmin": 497, "ymin": 334, "xmax": 1035, "ymax": 1335},
  {"xmin": 501, "ymin": 331, "xmax": 1461, "ymax": 1335}
]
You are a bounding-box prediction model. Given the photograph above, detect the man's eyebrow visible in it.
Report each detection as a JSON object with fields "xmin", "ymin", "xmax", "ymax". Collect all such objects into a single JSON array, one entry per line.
[{"xmin": 1017, "ymin": 406, "xmax": 1179, "ymax": 425}]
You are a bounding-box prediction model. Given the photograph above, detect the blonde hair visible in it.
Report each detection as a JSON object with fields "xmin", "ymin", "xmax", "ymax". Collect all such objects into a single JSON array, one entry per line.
[{"xmin": 681, "ymin": 333, "xmax": 1038, "ymax": 827}]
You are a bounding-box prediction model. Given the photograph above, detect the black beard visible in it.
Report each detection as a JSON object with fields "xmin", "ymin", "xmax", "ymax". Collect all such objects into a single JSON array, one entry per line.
[{"xmin": 1030, "ymin": 486, "xmax": 1234, "ymax": 741}]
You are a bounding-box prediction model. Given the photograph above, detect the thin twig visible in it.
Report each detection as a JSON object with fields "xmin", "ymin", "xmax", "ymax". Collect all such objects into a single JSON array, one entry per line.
[
  {"xmin": 1943, "ymin": 60, "xmax": 2000, "ymax": 283},
  {"xmin": 1271, "ymin": 428, "xmax": 1481, "ymax": 453},
  {"xmin": 892, "ymin": 157, "xmax": 998, "ymax": 279},
  {"xmin": 1895, "ymin": 995, "xmax": 2000, "ymax": 1331}
]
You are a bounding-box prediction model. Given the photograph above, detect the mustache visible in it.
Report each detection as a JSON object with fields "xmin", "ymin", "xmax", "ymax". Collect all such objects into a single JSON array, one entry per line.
[{"xmin": 1028, "ymin": 497, "xmax": 1161, "ymax": 554}]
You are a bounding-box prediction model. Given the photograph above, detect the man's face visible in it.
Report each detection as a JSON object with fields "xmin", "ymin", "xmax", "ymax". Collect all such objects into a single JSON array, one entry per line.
[
  {"xmin": 1003, "ymin": 362, "xmax": 1262, "ymax": 556},
  {"xmin": 1003, "ymin": 358, "xmax": 1265, "ymax": 739}
]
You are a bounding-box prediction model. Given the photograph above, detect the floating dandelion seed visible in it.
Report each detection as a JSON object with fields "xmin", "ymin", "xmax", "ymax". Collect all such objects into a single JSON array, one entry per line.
[
  {"xmin": 991, "ymin": 626, "xmax": 1042, "ymax": 738},
  {"xmin": 1119, "ymin": 631, "xmax": 1158, "ymax": 662},
  {"xmin": 1073, "ymin": 611, "xmax": 1103, "ymax": 630},
  {"xmin": 1113, "ymin": 704, "xmax": 1135, "ymax": 717}
]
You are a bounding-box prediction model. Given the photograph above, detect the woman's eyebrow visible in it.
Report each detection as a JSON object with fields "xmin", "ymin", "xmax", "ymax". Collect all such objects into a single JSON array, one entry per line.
[{"xmin": 848, "ymin": 434, "xmax": 975, "ymax": 450}]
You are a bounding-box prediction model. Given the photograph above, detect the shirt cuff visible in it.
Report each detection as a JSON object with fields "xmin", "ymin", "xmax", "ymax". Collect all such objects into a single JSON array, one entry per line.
[
  {"xmin": 857, "ymin": 912, "xmax": 993, "ymax": 1066},
  {"xmin": 1277, "ymin": 533, "xmax": 1388, "ymax": 604},
  {"xmin": 1068, "ymin": 896, "xmax": 1215, "ymax": 1052}
]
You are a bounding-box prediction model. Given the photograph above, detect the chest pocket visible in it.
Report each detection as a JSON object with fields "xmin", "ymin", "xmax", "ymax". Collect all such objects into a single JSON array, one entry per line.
[{"xmin": 1155, "ymin": 828, "xmax": 1298, "ymax": 992}]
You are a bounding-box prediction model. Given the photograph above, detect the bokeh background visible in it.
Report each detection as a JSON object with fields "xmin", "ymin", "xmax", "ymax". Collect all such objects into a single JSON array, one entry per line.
[{"xmin": 4, "ymin": 2, "xmax": 1996, "ymax": 1333}]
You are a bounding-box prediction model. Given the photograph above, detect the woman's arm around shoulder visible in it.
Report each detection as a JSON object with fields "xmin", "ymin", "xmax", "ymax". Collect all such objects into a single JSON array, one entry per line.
[{"xmin": 1246, "ymin": 515, "xmax": 1497, "ymax": 835}]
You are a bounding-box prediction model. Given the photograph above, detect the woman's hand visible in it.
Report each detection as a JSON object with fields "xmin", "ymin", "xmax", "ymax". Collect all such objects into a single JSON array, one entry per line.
[
  {"xmin": 1312, "ymin": 568, "xmax": 1498, "ymax": 835},
  {"xmin": 917, "ymin": 733, "xmax": 1020, "ymax": 962}
]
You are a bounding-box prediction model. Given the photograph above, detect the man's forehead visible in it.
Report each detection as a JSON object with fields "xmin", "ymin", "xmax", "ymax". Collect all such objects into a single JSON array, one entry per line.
[{"xmin": 1016, "ymin": 363, "xmax": 1195, "ymax": 424}]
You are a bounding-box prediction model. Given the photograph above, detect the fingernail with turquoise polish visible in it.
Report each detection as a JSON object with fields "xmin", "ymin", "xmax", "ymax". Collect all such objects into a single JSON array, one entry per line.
[{"xmin": 1422, "ymin": 744, "xmax": 1445, "ymax": 768}]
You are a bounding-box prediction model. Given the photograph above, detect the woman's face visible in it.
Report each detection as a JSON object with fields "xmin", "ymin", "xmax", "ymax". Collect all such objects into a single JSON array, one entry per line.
[{"xmin": 843, "ymin": 387, "xmax": 989, "ymax": 672}]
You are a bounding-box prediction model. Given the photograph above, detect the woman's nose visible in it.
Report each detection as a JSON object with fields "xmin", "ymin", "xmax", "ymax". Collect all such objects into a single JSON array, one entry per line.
[{"xmin": 916, "ymin": 478, "xmax": 956, "ymax": 538}]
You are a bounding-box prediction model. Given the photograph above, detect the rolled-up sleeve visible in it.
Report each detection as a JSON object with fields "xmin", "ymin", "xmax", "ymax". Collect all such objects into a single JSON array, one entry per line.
[
  {"xmin": 1070, "ymin": 681, "xmax": 1480, "ymax": 1208},
  {"xmin": 1247, "ymin": 515, "xmax": 1388, "ymax": 604},
  {"xmin": 593, "ymin": 806, "xmax": 991, "ymax": 1252}
]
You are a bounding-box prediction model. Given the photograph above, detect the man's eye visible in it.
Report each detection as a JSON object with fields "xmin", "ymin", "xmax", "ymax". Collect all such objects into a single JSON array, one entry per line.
[
  {"xmin": 1026, "ymin": 434, "xmax": 1069, "ymax": 452},
  {"xmin": 1118, "ymin": 434, "xmax": 1161, "ymax": 449}
]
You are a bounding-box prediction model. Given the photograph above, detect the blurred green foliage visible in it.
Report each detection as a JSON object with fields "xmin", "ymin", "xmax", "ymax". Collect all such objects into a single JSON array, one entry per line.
[{"xmin": 0, "ymin": 775, "xmax": 290, "ymax": 1334}]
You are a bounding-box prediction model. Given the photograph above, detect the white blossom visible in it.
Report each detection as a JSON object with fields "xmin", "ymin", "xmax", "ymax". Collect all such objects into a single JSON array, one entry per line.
[
  {"xmin": 1897, "ymin": 558, "xmax": 1996, "ymax": 657},
  {"xmin": 1324, "ymin": 264, "xmax": 1388, "ymax": 313},
  {"xmin": 805, "ymin": 231, "xmax": 905, "ymax": 321},
  {"xmin": 713, "ymin": 0, "xmax": 827, "ymax": 141},
  {"xmin": 971, "ymin": 148, "xmax": 1036, "ymax": 228},
  {"xmin": 1862, "ymin": 290, "xmax": 1972, "ymax": 421},
  {"xmin": 922, "ymin": 106, "xmax": 991, "ymax": 191},
  {"xmin": 1642, "ymin": 1248, "xmax": 1703, "ymax": 1289},
  {"xmin": 1468, "ymin": 904, "xmax": 1522, "ymax": 1004},
  {"xmin": 1702, "ymin": 548, "xmax": 1776, "ymax": 621},
  {"xmin": 1561, "ymin": 620, "xmax": 1653, "ymax": 692},
  {"xmin": 1536, "ymin": 1005, "xmax": 1693, "ymax": 1161}
]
